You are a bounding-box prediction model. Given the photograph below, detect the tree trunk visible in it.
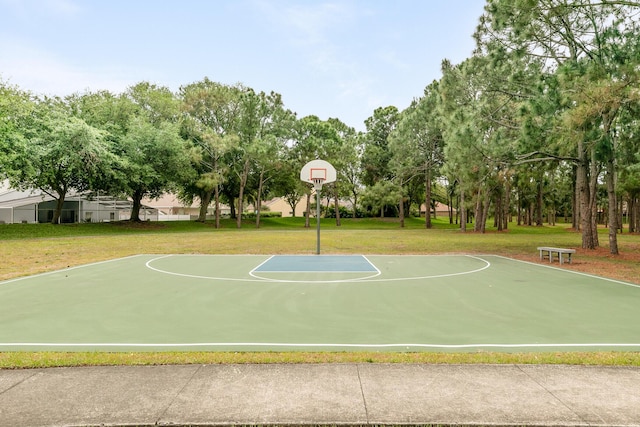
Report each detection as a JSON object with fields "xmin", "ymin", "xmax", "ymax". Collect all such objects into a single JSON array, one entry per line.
[
  {"xmin": 536, "ymin": 176, "xmax": 543, "ymax": 226},
  {"xmin": 334, "ymin": 193, "xmax": 341, "ymax": 226},
  {"xmin": 503, "ymin": 178, "xmax": 510, "ymax": 230},
  {"xmin": 460, "ymin": 185, "xmax": 466, "ymax": 233},
  {"xmin": 517, "ymin": 189, "xmax": 522, "ymax": 226},
  {"xmin": 130, "ymin": 189, "xmax": 144, "ymax": 222},
  {"xmin": 617, "ymin": 197, "xmax": 624, "ymax": 233},
  {"xmin": 52, "ymin": 194, "xmax": 65, "ymax": 224},
  {"xmin": 228, "ymin": 196, "xmax": 236, "ymax": 219},
  {"xmin": 425, "ymin": 167, "xmax": 432, "ymax": 229},
  {"xmin": 214, "ymin": 185, "xmax": 221, "ymax": 229},
  {"xmin": 577, "ymin": 141, "xmax": 596, "ymax": 249},
  {"xmin": 571, "ymin": 166, "xmax": 579, "ymax": 230},
  {"xmin": 399, "ymin": 194, "xmax": 405, "ymax": 228},
  {"xmin": 474, "ymin": 189, "xmax": 483, "ymax": 232},
  {"xmin": 197, "ymin": 190, "xmax": 212, "ymax": 222},
  {"xmin": 256, "ymin": 171, "xmax": 264, "ymax": 228},
  {"xmin": 606, "ymin": 159, "xmax": 619, "ymax": 254},
  {"xmin": 495, "ymin": 189, "xmax": 503, "ymax": 231},
  {"xmin": 352, "ymin": 194, "xmax": 358, "ymax": 218},
  {"xmin": 480, "ymin": 194, "xmax": 490, "ymax": 233},
  {"xmin": 589, "ymin": 145, "xmax": 599, "ymax": 248},
  {"xmin": 236, "ymin": 159, "xmax": 250, "ymax": 229},
  {"xmin": 629, "ymin": 195, "xmax": 636, "ymax": 233}
]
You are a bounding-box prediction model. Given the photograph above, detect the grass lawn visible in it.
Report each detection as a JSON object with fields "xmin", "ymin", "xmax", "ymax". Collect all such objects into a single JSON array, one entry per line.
[{"xmin": 1, "ymin": 217, "xmax": 639, "ymax": 368}]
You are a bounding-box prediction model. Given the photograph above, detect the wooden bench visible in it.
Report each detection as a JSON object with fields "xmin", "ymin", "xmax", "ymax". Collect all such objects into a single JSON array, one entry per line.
[{"xmin": 537, "ymin": 247, "xmax": 576, "ymax": 265}]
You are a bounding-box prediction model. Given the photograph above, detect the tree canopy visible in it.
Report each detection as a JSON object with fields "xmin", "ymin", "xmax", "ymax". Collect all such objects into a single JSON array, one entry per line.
[{"xmin": 2, "ymin": 0, "xmax": 640, "ymax": 254}]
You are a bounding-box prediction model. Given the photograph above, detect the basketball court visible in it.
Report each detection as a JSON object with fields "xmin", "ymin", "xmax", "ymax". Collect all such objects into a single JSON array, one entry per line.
[{"xmin": 1, "ymin": 253, "xmax": 640, "ymax": 352}]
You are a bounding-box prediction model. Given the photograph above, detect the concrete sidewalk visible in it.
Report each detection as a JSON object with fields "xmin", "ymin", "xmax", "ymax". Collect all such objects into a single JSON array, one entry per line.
[{"xmin": 1, "ymin": 364, "xmax": 640, "ymax": 426}]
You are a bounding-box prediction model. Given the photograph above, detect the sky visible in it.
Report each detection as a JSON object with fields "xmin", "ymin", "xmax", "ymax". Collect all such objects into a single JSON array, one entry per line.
[{"xmin": 0, "ymin": 0, "xmax": 486, "ymax": 131}]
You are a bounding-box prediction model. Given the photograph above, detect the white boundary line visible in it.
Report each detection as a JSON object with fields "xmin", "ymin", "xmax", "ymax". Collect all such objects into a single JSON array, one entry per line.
[
  {"xmin": 145, "ymin": 254, "xmax": 490, "ymax": 284},
  {"xmin": 4, "ymin": 254, "xmax": 640, "ymax": 351},
  {"xmin": 2, "ymin": 342, "xmax": 640, "ymax": 349},
  {"xmin": 145, "ymin": 255, "xmax": 269, "ymax": 282},
  {"xmin": 491, "ymin": 255, "xmax": 640, "ymax": 289},
  {"xmin": 0, "ymin": 254, "xmax": 146, "ymax": 286},
  {"xmin": 359, "ymin": 255, "xmax": 490, "ymax": 282}
]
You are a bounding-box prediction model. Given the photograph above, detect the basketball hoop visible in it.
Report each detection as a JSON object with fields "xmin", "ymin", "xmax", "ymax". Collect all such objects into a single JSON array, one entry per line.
[
  {"xmin": 299, "ymin": 159, "xmax": 337, "ymax": 255},
  {"xmin": 312, "ymin": 177, "xmax": 325, "ymax": 191}
]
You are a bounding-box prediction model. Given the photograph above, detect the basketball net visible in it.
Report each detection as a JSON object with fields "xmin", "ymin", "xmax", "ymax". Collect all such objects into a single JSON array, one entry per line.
[{"xmin": 312, "ymin": 177, "xmax": 325, "ymax": 191}]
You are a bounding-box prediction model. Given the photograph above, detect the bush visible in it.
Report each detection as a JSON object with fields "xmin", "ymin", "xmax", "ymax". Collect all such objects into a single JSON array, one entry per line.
[
  {"xmin": 242, "ymin": 211, "xmax": 282, "ymax": 219},
  {"xmin": 325, "ymin": 206, "xmax": 366, "ymax": 218}
]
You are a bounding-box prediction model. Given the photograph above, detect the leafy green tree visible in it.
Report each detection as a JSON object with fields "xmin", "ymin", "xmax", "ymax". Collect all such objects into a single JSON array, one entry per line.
[
  {"xmin": 477, "ymin": 0, "xmax": 640, "ymax": 251},
  {"xmin": 390, "ymin": 80, "xmax": 445, "ymax": 228},
  {"xmin": 360, "ymin": 180, "xmax": 401, "ymax": 218},
  {"xmin": 360, "ymin": 106, "xmax": 399, "ymax": 188},
  {"xmin": 72, "ymin": 85, "xmax": 188, "ymax": 223},
  {"xmin": 290, "ymin": 115, "xmax": 341, "ymax": 227},
  {"xmin": 0, "ymin": 81, "xmax": 35, "ymax": 181},
  {"xmin": 5, "ymin": 97, "xmax": 110, "ymax": 223},
  {"xmin": 180, "ymin": 79, "xmax": 241, "ymax": 225},
  {"xmin": 233, "ymin": 89, "xmax": 292, "ymax": 228},
  {"xmin": 440, "ymin": 57, "xmax": 500, "ymax": 232},
  {"xmin": 341, "ymin": 132, "xmax": 366, "ymax": 218},
  {"xmin": 270, "ymin": 156, "xmax": 308, "ymax": 218},
  {"xmin": 117, "ymin": 83, "xmax": 191, "ymax": 222},
  {"xmin": 324, "ymin": 118, "xmax": 358, "ymax": 225}
]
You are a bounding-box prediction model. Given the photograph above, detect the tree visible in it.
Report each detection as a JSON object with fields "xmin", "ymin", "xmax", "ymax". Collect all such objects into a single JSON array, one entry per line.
[
  {"xmin": 0, "ymin": 81, "xmax": 35, "ymax": 181},
  {"xmin": 5, "ymin": 97, "xmax": 110, "ymax": 223},
  {"xmin": 360, "ymin": 106, "xmax": 399, "ymax": 188},
  {"xmin": 325, "ymin": 118, "xmax": 358, "ymax": 226},
  {"xmin": 290, "ymin": 115, "xmax": 341, "ymax": 227},
  {"xmin": 271, "ymin": 156, "xmax": 307, "ymax": 218},
  {"xmin": 338, "ymin": 131, "xmax": 365, "ymax": 218},
  {"xmin": 180, "ymin": 79, "xmax": 241, "ymax": 225},
  {"xmin": 390, "ymin": 80, "xmax": 445, "ymax": 228},
  {"xmin": 360, "ymin": 180, "xmax": 401, "ymax": 218},
  {"xmin": 233, "ymin": 89, "xmax": 292, "ymax": 228},
  {"xmin": 117, "ymin": 83, "xmax": 191, "ymax": 222},
  {"xmin": 476, "ymin": 0, "xmax": 640, "ymax": 251}
]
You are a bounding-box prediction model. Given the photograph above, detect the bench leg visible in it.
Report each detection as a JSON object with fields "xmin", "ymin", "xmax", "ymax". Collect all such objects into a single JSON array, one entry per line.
[{"xmin": 559, "ymin": 253, "xmax": 564, "ymax": 265}]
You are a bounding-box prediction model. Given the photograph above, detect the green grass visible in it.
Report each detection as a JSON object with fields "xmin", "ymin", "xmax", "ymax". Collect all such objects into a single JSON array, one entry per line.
[
  {"xmin": 1, "ymin": 217, "xmax": 639, "ymax": 368},
  {"xmin": 2, "ymin": 351, "xmax": 640, "ymax": 369}
]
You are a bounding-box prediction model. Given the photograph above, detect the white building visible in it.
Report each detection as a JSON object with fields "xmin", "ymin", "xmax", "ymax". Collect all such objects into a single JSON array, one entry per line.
[{"xmin": 0, "ymin": 181, "xmax": 156, "ymax": 224}]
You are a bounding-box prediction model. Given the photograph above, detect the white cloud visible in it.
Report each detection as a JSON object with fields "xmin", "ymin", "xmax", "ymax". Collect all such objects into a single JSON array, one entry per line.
[
  {"xmin": 255, "ymin": 0, "xmax": 354, "ymax": 46},
  {"xmin": 0, "ymin": 0, "xmax": 81, "ymax": 19},
  {"xmin": 0, "ymin": 39, "xmax": 139, "ymax": 96},
  {"xmin": 252, "ymin": 0, "xmax": 380, "ymax": 127},
  {"xmin": 377, "ymin": 49, "xmax": 411, "ymax": 72}
]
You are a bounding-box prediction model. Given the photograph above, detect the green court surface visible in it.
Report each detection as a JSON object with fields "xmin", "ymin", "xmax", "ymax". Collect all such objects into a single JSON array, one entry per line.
[{"xmin": 1, "ymin": 254, "xmax": 639, "ymax": 352}]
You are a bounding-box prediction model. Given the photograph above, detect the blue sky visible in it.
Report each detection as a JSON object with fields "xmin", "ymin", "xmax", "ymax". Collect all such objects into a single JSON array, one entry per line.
[{"xmin": 0, "ymin": 0, "xmax": 486, "ymax": 131}]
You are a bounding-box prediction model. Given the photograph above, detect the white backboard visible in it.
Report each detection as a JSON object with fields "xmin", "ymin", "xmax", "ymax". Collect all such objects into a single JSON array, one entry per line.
[{"xmin": 300, "ymin": 159, "xmax": 337, "ymax": 185}]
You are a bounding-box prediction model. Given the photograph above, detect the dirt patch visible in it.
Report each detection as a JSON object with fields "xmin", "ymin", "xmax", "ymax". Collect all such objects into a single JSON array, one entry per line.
[{"xmin": 513, "ymin": 246, "xmax": 640, "ymax": 285}]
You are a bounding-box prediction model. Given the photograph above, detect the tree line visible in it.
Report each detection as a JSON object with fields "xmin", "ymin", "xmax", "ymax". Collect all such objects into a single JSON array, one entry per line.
[{"xmin": 1, "ymin": 0, "xmax": 639, "ymax": 255}]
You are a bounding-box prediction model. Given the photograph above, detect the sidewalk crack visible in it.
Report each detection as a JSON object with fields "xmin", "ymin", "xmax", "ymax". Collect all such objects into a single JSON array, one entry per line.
[
  {"xmin": 0, "ymin": 370, "xmax": 41, "ymax": 396},
  {"xmin": 155, "ymin": 364, "xmax": 203, "ymax": 425},
  {"xmin": 356, "ymin": 364, "xmax": 370, "ymax": 424},
  {"xmin": 515, "ymin": 364, "xmax": 593, "ymax": 425}
]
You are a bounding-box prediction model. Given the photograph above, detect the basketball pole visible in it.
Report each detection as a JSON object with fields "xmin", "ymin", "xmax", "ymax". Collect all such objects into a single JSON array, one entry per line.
[
  {"xmin": 301, "ymin": 159, "xmax": 336, "ymax": 256},
  {"xmin": 316, "ymin": 186, "xmax": 321, "ymax": 255},
  {"xmin": 313, "ymin": 179, "xmax": 323, "ymax": 255}
]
